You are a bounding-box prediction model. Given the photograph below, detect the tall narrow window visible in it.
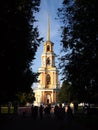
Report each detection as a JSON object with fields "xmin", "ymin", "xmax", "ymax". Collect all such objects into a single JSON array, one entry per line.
[
  {"xmin": 47, "ymin": 45, "xmax": 50, "ymax": 51},
  {"xmin": 46, "ymin": 57, "xmax": 50, "ymax": 65},
  {"xmin": 46, "ymin": 74, "xmax": 51, "ymax": 85}
]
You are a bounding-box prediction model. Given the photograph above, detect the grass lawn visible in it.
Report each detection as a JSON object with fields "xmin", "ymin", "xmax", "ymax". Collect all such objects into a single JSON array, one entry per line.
[{"xmin": 1, "ymin": 107, "xmax": 14, "ymax": 114}]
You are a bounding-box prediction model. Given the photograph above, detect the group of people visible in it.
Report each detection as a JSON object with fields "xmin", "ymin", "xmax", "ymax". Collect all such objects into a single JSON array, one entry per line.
[
  {"xmin": 31, "ymin": 104, "xmax": 51, "ymax": 120},
  {"xmin": 54, "ymin": 104, "xmax": 73, "ymax": 121},
  {"xmin": 30, "ymin": 103, "xmax": 73, "ymax": 121}
]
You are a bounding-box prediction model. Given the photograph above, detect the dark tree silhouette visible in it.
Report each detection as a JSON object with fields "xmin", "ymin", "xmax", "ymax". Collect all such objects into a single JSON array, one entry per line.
[
  {"xmin": 57, "ymin": 0, "xmax": 97, "ymax": 103},
  {"xmin": 0, "ymin": 0, "xmax": 42, "ymax": 104}
]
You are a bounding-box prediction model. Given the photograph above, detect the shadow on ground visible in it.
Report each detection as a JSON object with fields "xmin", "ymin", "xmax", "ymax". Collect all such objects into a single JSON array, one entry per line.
[{"xmin": 0, "ymin": 113, "xmax": 97, "ymax": 130}]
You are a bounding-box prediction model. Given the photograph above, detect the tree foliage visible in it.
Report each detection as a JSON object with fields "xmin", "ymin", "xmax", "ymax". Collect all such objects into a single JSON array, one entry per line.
[
  {"xmin": 17, "ymin": 88, "xmax": 35, "ymax": 106},
  {"xmin": 58, "ymin": 80, "xmax": 71, "ymax": 103},
  {"xmin": 58, "ymin": 0, "xmax": 97, "ymax": 103},
  {"xmin": 0, "ymin": 0, "xmax": 42, "ymax": 103}
]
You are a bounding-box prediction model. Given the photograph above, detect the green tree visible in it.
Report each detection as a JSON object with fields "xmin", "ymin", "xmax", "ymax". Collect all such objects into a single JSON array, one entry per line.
[
  {"xmin": 58, "ymin": 80, "xmax": 71, "ymax": 103},
  {"xmin": 17, "ymin": 88, "xmax": 35, "ymax": 106},
  {"xmin": 58, "ymin": 0, "xmax": 97, "ymax": 103},
  {"xmin": 0, "ymin": 0, "xmax": 42, "ymax": 104}
]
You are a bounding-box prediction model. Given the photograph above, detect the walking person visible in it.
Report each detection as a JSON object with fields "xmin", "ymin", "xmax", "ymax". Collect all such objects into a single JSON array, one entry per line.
[
  {"xmin": 39, "ymin": 105, "xmax": 44, "ymax": 119},
  {"xmin": 66, "ymin": 105, "xmax": 74, "ymax": 128}
]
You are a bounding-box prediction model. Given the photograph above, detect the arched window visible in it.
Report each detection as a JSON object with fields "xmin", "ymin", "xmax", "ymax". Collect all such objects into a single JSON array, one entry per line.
[
  {"xmin": 46, "ymin": 74, "xmax": 51, "ymax": 85},
  {"xmin": 46, "ymin": 57, "xmax": 50, "ymax": 65},
  {"xmin": 47, "ymin": 45, "xmax": 50, "ymax": 51}
]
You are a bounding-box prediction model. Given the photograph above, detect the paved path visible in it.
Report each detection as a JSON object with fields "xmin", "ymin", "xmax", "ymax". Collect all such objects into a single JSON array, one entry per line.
[{"xmin": 0, "ymin": 113, "xmax": 96, "ymax": 130}]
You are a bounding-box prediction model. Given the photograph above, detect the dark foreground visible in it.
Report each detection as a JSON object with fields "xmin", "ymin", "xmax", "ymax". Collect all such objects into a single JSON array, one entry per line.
[{"xmin": 0, "ymin": 113, "xmax": 98, "ymax": 130}]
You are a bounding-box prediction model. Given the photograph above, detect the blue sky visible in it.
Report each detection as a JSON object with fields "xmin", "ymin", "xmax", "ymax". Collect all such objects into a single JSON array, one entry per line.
[{"xmin": 32, "ymin": 0, "xmax": 63, "ymax": 86}]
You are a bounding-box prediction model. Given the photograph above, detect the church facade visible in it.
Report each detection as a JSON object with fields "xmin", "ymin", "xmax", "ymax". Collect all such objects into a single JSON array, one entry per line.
[{"xmin": 33, "ymin": 18, "xmax": 60, "ymax": 106}]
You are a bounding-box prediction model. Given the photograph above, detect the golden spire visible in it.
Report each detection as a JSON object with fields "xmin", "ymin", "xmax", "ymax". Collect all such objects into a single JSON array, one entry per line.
[{"xmin": 47, "ymin": 14, "xmax": 50, "ymax": 41}]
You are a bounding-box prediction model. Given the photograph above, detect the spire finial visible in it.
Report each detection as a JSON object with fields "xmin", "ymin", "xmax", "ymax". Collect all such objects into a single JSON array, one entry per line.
[{"xmin": 47, "ymin": 14, "xmax": 50, "ymax": 41}]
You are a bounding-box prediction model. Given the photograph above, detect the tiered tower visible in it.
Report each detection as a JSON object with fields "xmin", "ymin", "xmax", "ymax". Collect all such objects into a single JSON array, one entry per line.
[{"xmin": 33, "ymin": 17, "xmax": 60, "ymax": 106}]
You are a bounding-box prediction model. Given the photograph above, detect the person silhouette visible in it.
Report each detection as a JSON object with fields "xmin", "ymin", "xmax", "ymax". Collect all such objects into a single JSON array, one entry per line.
[
  {"xmin": 58, "ymin": 104, "xmax": 65, "ymax": 120},
  {"xmin": 66, "ymin": 105, "xmax": 73, "ymax": 126},
  {"xmin": 39, "ymin": 105, "xmax": 44, "ymax": 119},
  {"xmin": 31, "ymin": 105, "xmax": 34, "ymax": 117}
]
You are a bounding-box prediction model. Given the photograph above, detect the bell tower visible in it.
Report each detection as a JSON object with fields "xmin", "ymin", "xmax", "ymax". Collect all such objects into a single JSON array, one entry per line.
[{"xmin": 33, "ymin": 16, "xmax": 60, "ymax": 106}]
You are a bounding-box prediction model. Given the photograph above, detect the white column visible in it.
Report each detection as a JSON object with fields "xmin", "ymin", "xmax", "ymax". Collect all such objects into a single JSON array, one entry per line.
[{"xmin": 52, "ymin": 90, "xmax": 53, "ymax": 103}]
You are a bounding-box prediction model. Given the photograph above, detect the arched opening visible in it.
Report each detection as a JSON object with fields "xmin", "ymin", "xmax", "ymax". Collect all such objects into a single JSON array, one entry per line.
[
  {"xmin": 47, "ymin": 45, "xmax": 50, "ymax": 51},
  {"xmin": 46, "ymin": 94, "xmax": 51, "ymax": 104}
]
